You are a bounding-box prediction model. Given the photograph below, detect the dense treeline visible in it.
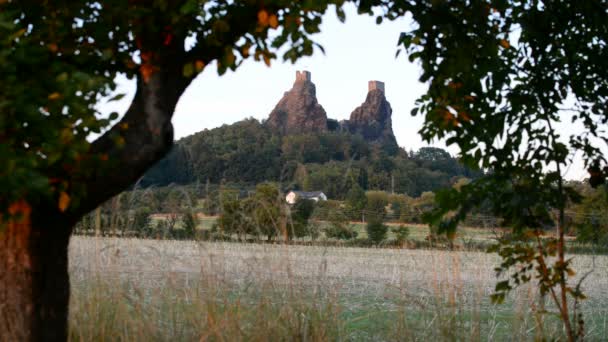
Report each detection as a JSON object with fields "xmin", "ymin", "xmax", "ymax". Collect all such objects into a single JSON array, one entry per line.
[
  {"xmin": 74, "ymin": 180, "xmax": 608, "ymax": 250},
  {"xmin": 141, "ymin": 118, "xmax": 482, "ymax": 198}
]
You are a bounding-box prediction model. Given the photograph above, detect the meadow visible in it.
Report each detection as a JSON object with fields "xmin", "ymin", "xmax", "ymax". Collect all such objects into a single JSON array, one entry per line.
[{"xmin": 68, "ymin": 237, "xmax": 608, "ymax": 341}]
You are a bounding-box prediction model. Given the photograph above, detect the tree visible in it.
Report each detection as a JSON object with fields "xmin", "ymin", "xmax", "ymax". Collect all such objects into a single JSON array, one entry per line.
[
  {"xmin": 365, "ymin": 191, "xmax": 388, "ymax": 222},
  {"xmin": 217, "ymin": 198, "xmax": 253, "ymax": 240},
  {"xmin": 251, "ymin": 183, "xmax": 284, "ymax": 241},
  {"xmin": 324, "ymin": 209, "xmax": 358, "ymax": 240},
  {"xmin": 181, "ymin": 210, "xmax": 198, "ymax": 239},
  {"xmin": 290, "ymin": 198, "xmax": 316, "ymax": 239},
  {"xmin": 366, "ymin": 218, "xmax": 388, "ymax": 244},
  {"xmin": 345, "ymin": 184, "xmax": 367, "ymax": 220},
  {"xmin": 0, "ymin": 1, "xmax": 352, "ymax": 339},
  {"xmin": 573, "ymin": 185, "xmax": 608, "ymax": 245},
  {"xmin": 397, "ymin": 1, "xmax": 608, "ymax": 340}
]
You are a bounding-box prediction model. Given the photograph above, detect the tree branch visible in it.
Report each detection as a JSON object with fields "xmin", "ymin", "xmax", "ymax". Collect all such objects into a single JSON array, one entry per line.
[{"xmin": 69, "ymin": 63, "xmax": 190, "ymax": 222}]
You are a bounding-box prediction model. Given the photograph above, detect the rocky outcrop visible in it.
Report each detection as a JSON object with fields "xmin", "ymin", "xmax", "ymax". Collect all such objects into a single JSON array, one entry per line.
[
  {"xmin": 266, "ymin": 71, "xmax": 327, "ymax": 135},
  {"xmin": 347, "ymin": 81, "xmax": 397, "ymax": 150}
]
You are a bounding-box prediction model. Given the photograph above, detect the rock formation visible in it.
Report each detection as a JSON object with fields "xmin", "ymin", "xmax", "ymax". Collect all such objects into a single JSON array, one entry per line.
[
  {"xmin": 347, "ymin": 81, "xmax": 398, "ymax": 150},
  {"xmin": 266, "ymin": 71, "xmax": 328, "ymax": 135}
]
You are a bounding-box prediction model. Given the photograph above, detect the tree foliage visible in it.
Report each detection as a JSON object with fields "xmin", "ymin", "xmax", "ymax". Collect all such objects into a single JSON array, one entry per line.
[
  {"xmin": 142, "ymin": 122, "xmax": 480, "ymax": 198},
  {"xmin": 396, "ymin": 1, "xmax": 608, "ymax": 339}
]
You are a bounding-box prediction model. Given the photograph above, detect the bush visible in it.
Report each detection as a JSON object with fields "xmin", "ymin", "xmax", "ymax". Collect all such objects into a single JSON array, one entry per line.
[
  {"xmin": 181, "ymin": 211, "xmax": 198, "ymax": 239},
  {"xmin": 366, "ymin": 219, "xmax": 388, "ymax": 244},
  {"xmin": 365, "ymin": 191, "xmax": 388, "ymax": 221},
  {"xmin": 325, "ymin": 209, "xmax": 357, "ymax": 240},
  {"xmin": 290, "ymin": 199, "xmax": 316, "ymax": 239},
  {"xmin": 392, "ymin": 225, "xmax": 410, "ymax": 244},
  {"xmin": 325, "ymin": 224, "xmax": 358, "ymax": 240}
]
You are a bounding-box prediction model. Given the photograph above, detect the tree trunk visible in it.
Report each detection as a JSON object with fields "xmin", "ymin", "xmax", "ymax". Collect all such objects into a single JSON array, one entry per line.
[{"xmin": 0, "ymin": 205, "xmax": 72, "ymax": 341}]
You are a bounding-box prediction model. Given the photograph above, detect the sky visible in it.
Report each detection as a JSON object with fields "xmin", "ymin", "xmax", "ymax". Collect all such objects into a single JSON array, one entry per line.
[{"xmin": 101, "ymin": 4, "xmax": 593, "ymax": 181}]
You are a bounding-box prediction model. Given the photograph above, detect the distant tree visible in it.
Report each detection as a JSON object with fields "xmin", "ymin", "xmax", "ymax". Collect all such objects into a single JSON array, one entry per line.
[
  {"xmin": 131, "ymin": 208, "xmax": 152, "ymax": 238},
  {"xmin": 293, "ymin": 163, "xmax": 310, "ymax": 191},
  {"xmin": 574, "ymin": 185, "xmax": 608, "ymax": 245},
  {"xmin": 345, "ymin": 184, "xmax": 367, "ymax": 221},
  {"xmin": 388, "ymin": 194, "xmax": 408, "ymax": 221},
  {"xmin": 217, "ymin": 199, "xmax": 251, "ymax": 241},
  {"xmin": 181, "ymin": 211, "xmax": 198, "ymax": 239},
  {"xmin": 357, "ymin": 167, "xmax": 369, "ymax": 190},
  {"xmin": 325, "ymin": 209, "xmax": 358, "ymax": 240},
  {"xmin": 290, "ymin": 198, "xmax": 315, "ymax": 239},
  {"xmin": 392, "ymin": 225, "xmax": 410, "ymax": 245},
  {"xmin": 366, "ymin": 218, "xmax": 388, "ymax": 244},
  {"xmin": 365, "ymin": 191, "xmax": 389, "ymax": 222},
  {"xmin": 251, "ymin": 183, "xmax": 284, "ymax": 241}
]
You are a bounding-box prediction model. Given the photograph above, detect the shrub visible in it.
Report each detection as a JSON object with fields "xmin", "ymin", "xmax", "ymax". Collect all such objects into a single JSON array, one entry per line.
[
  {"xmin": 325, "ymin": 209, "xmax": 357, "ymax": 240},
  {"xmin": 181, "ymin": 211, "xmax": 198, "ymax": 239},
  {"xmin": 366, "ymin": 219, "xmax": 388, "ymax": 244},
  {"xmin": 290, "ymin": 199, "xmax": 316, "ymax": 239},
  {"xmin": 392, "ymin": 225, "xmax": 410, "ymax": 245},
  {"xmin": 325, "ymin": 224, "xmax": 358, "ymax": 240}
]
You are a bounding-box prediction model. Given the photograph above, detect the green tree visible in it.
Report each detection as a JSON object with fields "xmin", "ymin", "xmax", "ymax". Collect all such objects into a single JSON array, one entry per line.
[
  {"xmin": 398, "ymin": 2, "xmax": 608, "ymax": 339},
  {"xmin": 0, "ymin": 1, "xmax": 353, "ymax": 338},
  {"xmin": 574, "ymin": 185, "xmax": 608, "ymax": 245},
  {"xmin": 131, "ymin": 208, "xmax": 152, "ymax": 238},
  {"xmin": 365, "ymin": 191, "xmax": 388, "ymax": 222},
  {"xmin": 290, "ymin": 198, "xmax": 316, "ymax": 239},
  {"xmin": 181, "ymin": 210, "xmax": 198, "ymax": 239},
  {"xmin": 392, "ymin": 225, "xmax": 410, "ymax": 245},
  {"xmin": 324, "ymin": 209, "xmax": 358, "ymax": 240},
  {"xmin": 251, "ymin": 183, "xmax": 284, "ymax": 241},
  {"xmin": 217, "ymin": 198, "xmax": 253, "ymax": 240},
  {"xmin": 366, "ymin": 218, "xmax": 388, "ymax": 244},
  {"xmin": 345, "ymin": 184, "xmax": 367, "ymax": 221}
]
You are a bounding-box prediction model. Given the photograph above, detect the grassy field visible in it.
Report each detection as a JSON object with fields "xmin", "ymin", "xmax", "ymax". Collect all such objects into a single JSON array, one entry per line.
[{"xmin": 68, "ymin": 237, "xmax": 608, "ymax": 341}]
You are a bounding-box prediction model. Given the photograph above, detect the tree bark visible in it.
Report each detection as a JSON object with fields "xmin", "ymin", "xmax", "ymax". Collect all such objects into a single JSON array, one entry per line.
[
  {"xmin": 1, "ymin": 51, "xmax": 190, "ymax": 341},
  {"xmin": 0, "ymin": 206, "xmax": 72, "ymax": 342}
]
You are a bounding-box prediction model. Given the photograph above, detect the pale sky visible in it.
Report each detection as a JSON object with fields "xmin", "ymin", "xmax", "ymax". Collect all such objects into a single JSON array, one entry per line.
[{"xmin": 101, "ymin": 4, "xmax": 594, "ymax": 181}]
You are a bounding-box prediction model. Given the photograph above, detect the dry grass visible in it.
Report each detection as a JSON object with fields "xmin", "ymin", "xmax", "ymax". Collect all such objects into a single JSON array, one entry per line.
[{"xmin": 68, "ymin": 237, "xmax": 608, "ymax": 341}]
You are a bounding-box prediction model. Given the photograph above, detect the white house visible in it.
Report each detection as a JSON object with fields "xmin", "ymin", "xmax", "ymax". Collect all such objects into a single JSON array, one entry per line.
[{"xmin": 285, "ymin": 191, "xmax": 327, "ymax": 205}]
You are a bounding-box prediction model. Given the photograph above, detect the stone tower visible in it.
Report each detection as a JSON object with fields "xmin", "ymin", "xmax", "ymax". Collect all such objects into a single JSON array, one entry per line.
[
  {"xmin": 346, "ymin": 80, "xmax": 397, "ymax": 153},
  {"xmin": 368, "ymin": 80, "xmax": 385, "ymax": 93},
  {"xmin": 265, "ymin": 70, "xmax": 327, "ymax": 135},
  {"xmin": 295, "ymin": 70, "xmax": 311, "ymax": 82}
]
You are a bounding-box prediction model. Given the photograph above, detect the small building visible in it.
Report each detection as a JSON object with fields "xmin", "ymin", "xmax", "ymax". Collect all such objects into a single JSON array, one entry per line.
[{"xmin": 285, "ymin": 191, "xmax": 327, "ymax": 205}]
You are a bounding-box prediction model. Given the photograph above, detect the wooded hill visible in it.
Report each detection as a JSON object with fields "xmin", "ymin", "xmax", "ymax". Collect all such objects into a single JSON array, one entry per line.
[
  {"xmin": 141, "ymin": 118, "xmax": 482, "ymax": 199},
  {"xmin": 141, "ymin": 70, "xmax": 482, "ymax": 197}
]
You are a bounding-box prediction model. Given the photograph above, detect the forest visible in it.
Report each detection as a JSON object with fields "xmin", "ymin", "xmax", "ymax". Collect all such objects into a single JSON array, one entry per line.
[{"xmin": 141, "ymin": 118, "xmax": 482, "ymax": 198}]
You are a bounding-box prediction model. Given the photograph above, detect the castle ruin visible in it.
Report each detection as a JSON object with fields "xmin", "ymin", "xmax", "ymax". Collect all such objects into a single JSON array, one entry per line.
[
  {"xmin": 368, "ymin": 80, "xmax": 385, "ymax": 93},
  {"xmin": 295, "ymin": 70, "xmax": 311, "ymax": 82}
]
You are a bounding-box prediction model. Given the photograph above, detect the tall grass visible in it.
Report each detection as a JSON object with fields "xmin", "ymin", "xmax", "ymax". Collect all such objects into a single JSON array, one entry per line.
[{"xmin": 68, "ymin": 237, "xmax": 608, "ymax": 341}]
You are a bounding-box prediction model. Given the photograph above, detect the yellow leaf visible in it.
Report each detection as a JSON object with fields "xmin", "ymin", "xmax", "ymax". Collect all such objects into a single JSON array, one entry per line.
[
  {"xmin": 263, "ymin": 55, "xmax": 271, "ymax": 67},
  {"xmin": 499, "ymin": 39, "xmax": 510, "ymax": 49},
  {"xmin": 48, "ymin": 92, "xmax": 61, "ymax": 100},
  {"xmin": 269, "ymin": 14, "xmax": 279, "ymax": 29},
  {"xmin": 257, "ymin": 10, "xmax": 269, "ymax": 27},
  {"xmin": 58, "ymin": 192, "xmax": 70, "ymax": 212}
]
